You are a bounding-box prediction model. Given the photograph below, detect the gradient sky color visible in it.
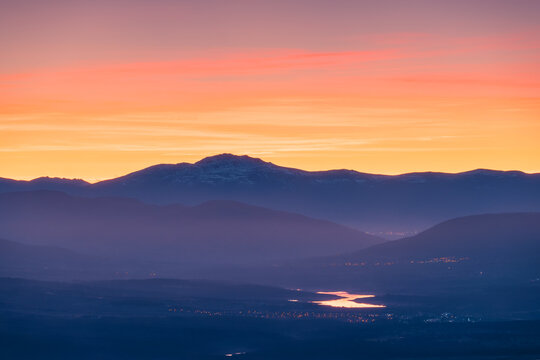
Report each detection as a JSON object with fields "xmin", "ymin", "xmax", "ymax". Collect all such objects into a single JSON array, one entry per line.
[{"xmin": 1, "ymin": 0, "xmax": 539, "ymax": 181}]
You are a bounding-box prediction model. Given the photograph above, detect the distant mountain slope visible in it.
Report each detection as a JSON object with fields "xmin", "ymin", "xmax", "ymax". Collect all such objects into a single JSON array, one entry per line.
[
  {"xmin": 335, "ymin": 212, "xmax": 540, "ymax": 261},
  {"xmin": 216, "ymin": 213, "xmax": 540, "ymax": 292},
  {"xmin": 0, "ymin": 238, "xmax": 90, "ymax": 266},
  {"xmin": 0, "ymin": 191, "xmax": 382, "ymax": 266},
  {"xmin": 0, "ymin": 238, "xmax": 111, "ymax": 279},
  {"xmin": 2, "ymin": 154, "xmax": 540, "ymax": 234}
]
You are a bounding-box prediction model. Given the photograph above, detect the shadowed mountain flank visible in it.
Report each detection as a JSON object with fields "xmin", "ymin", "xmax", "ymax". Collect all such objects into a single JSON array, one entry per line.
[
  {"xmin": 0, "ymin": 190, "xmax": 382, "ymax": 266},
  {"xmin": 2, "ymin": 154, "xmax": 540, "ymax": 234}
]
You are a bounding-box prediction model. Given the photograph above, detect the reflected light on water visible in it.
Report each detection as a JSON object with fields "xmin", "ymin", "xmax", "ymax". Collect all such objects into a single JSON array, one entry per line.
[{"xmin": 313, "ymin": 291, "xmax": 386, "ymax": 308}]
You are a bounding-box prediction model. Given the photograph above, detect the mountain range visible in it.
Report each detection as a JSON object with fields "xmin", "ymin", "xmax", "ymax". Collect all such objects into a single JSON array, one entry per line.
[
  {"xmin": 0, "ymin": 190, "xmax": 381, "ymax": 268},
  {"xmin": 1, "ymin": 204, "xmax": 538, "ymax": 291},
  {"xmin": 2, "ymin": 154, "xmax": 539, "ymax": 234},
  {"xmin": 238, "ymin": 213, "xmax": 540, "ymax": 291}
]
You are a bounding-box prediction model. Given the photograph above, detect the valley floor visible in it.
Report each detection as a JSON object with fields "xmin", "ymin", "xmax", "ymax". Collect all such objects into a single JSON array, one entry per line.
[{"xmin": 1, "ymin": 278, "xmax": 539, "ymax": 360}]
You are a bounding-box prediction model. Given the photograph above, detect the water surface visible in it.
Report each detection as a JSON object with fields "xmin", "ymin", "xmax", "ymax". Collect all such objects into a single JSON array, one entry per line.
[{"xmin": 313, "ymin": 291, "xmax": 386, "ymax": 308}]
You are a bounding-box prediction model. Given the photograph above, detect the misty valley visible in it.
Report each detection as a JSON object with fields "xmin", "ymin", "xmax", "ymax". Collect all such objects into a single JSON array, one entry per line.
[{"xmin": 1, "ymin": 155, "xmax": 539, "ymax": 359}]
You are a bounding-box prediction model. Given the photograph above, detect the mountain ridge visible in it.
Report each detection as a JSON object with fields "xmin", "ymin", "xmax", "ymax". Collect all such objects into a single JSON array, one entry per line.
[
  {"xmin": 0, "ymin": 190, "xmax": 383, "ymax": 266},
  {"xmin": 4, "ymin": 154, "xmax": 538, "ymax": 184},
  {"xmin": 327, "ymin": 212, "xmax": 540, "ymax": 261},
  {"xmin": 2, "ymin": 154, "xmax": 540, "ymax": 234},
  {"xmin": 214, "ymin": 212, "xmax": 540, "ymax": 291}
]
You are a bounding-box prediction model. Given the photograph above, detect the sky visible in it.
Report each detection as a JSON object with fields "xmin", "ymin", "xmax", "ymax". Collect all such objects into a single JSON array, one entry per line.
[{"xmin": 1, "ymin": 0, "xmax": 539, "ymax": 181}]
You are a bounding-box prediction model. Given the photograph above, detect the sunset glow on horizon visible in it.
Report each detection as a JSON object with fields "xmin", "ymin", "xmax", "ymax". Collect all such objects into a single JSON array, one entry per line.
[{"xmin": 1, "ymin": 0, "xmax": 539, "ymax": 180}]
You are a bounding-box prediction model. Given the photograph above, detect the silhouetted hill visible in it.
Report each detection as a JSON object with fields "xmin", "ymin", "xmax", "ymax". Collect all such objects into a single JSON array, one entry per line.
[
  {"xmin": 212, "ymin": 213, "xmax": 540, "ymax": 292},
  {"xmin": 335, "ymin": 212, "xmax": 540, "ymax": 261},
  {"xmin": 0, "ymin": 191, "xmax": 382, "ymax": 266},
  {"xmin": 2, "ymin": 154, "xmax": 540, "ymax": 234}
]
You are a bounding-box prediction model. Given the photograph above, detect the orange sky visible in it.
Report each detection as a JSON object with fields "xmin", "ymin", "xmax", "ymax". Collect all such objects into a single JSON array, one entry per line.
[{"xmin": 1, "ymin": 0, "xmax": 539, "ymax": 181}]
